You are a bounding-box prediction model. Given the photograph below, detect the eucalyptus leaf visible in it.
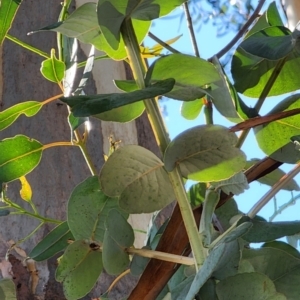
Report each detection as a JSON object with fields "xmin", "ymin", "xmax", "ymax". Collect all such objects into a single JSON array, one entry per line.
[
  {"xmin": 216, "ymin": 272, "xmax": 286, "ymax": 300},
  {"xmin": 102, "ymin": 209, "xmax": 134, "ymax": 275},
  {"xmin": 262, "ymin": 241, "xmax": 300, "ymax": 259},
  {"xmin": 100, "ymin": 145, "xmax": 175, "ymax": 213},
  {"xmin": 0, "ymin": 278, "xmax": 16, "ymax": 300},
  {"xmin": 0, "ymin": 210, "xmax": 10, "ymax": 217},
  {"xmin": 188, "ymin": 182, "xmax": 206, "ymax": 208},
  {"xmin": 55, "ymin": 240, "xmax": 103, "ymax": 300},
  {"xmin": 180, "ymin": 99, "xmax": 203, "ymax": 120},
  {"xmin": 29, "ymin": 221, "xmax": 74, "ymax": 261},
  {"xmin": 164, "ymin": 125, "xmax": 246, "ymax": 182},
  {"xmin": 242, "ymin": 247, "xmax": 300, "ymax": 299},
  {"xmin": 0, "ymin": 101, "xmax": 42, "ymax": 131},
  {"xmin": 68, "ymin": 176, "xmax": 124, "ymax": 243},
  {"xmin": 0, "ymin": 135, "xmax": 43, "ymax": 183},
  {"xmin": 215, "ymin": 198, "xmax": 239, "ymax": 231},
  {"xmin": 40, "ymin": 51, "xmax": 65, "ymax": 83},
  {"xmin": 130, "ymin": 246, "xmax": 151, "ymax": 276},
  {"xmin": 145, "ymin": 54, "xmax": 221, "ymax": 101},
  {"xmin": 254, "ymin": 94, "xmax": 300, "ymax": 163},
  {"xmin": 61, "ymin": 78, "xmax": 175, "ymax": 117}
]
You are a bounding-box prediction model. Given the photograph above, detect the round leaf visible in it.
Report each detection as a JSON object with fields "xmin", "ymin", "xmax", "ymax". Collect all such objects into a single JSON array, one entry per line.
[
  {"xmin": 100, "ymin": 145, "xmax": 175, "ymax": 213},
  {"xmin": 180, "ymin": 99, "xmax": 203, "ymax": 120},
  {"xmin": 0, "ymin": 135, "xmax": 43, "ymax": 183},
  {"xmin": 40, "ymin": 51, "xmax": 65, "ymax": 83},
  {"xmin": 164, "ymin": 125, "xmax": 246, "ymax": 182},
  {"xmin": 56, "ymin": 240, "xmax": 103, "ymax": 300}
]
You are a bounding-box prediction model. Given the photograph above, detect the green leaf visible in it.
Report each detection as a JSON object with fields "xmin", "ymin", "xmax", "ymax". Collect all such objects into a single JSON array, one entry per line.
[
  {"xmin": 0, "ymin": 101, "xmax": 42, "ymax": 131},
  {"xmin": 262, "ymin": 241, "xmax": 300, "ymax": 259},
  {"xmin": 0, "ymin": 278, "xmax": 16, "ymax": 300},
  {"xmin": 0, "ymin": 0, "xmax": 22, "ymax": 46},
  {"xmin": 56, "ymin": 240, "xmax": 102, "ymax": 300},
  {"xmin": 216, "ymin": 272, "xmax": 286, "ymax": 300},
  {"xmin": 243, "ymin": 220, "xmax": 300, "ymax": 243},
  {"xmin": 102, "ymin": 209, "xmax": 134, "ymax": 275},
  {"xmin": 164, "ymin": 125, "xmax": 246, "ymax": 182},
  {"xmin": 245, "ymin": 159, "xmax": 300, "ymax": 191},
  {"xmin": 232, "ymin": 32, "xmax": 300, "ymax": 97},
  {"xmin": 29, "ymin": 221, "xmax": 74, "ymax": 261},
  {"xmin": 180, "ymin": 99, "xmax": 203, "ymax": 120},
  {"xmin": 242, "ymin": 247, "xmax": 300, "ymax": 299},
  {"xmin": 114, "ymin": 80, "xmax": 138, "ymax": 92},
  {"xmin": 130, "ymin": 246, "xmax": 151, "ymax": 276},
  {"xmin": 40, "ymin": 50, "xmax": 65, "ymax": 83},
  {"xmin": 97, "ymin": 0, "xmax": 185, "ymax": 50},
  {"xmin": 61, "ymin": 78, "xmax": 175, "ymax": 117},
  {"xmin": 145, "ymin": 54, "xmax": 221, "ymax": 101},
  {"xmin": 254, "ymin": 94, "xmax": 300, "ymax": 163},
  {"xmin": 31, "ymin": 3, "xmax": 150, "ymax": 60},
  {"xmin": 0, "ymin": 210, "xmax": 10, "ymax": 217},
  {"xmin": 99, "ymin": 145, "xmax": 175, "ymax": 213},
  {"xmin": 0, "ymin": 135, "xmax": 43, "ymax": 183},
  {"xmin": 215, "ymin": 198, "xmax": 239, "ymax": 231},
  {"xmin": 68, "ymin": 176, "xmax": 125, "ymax": 243},
  {"xmin": 185, "ymin": 244, "xmax": 226, "ymax": 300},
  {"xmin": 188, "ymin": 182, "xmax": 206, "ymax": 208}
]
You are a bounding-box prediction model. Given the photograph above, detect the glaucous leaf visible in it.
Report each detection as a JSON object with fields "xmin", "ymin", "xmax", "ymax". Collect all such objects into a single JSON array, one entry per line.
[
  {"xmin": 68, "ymin": 176, "xmax": 124, "ymax": 243},
  {"xmin": 0, "ymin": 135, "xmax": 43, "ymax": 183},
  {"xmin": 0, "ymin": 101, "xmax": 42, "ymax": 131},
  {"xmin": 61, "ymin": 78, "xmax": 175, "ymax": 117},
  {"xmin": 100, "ymin": 145, "xmax": 175, "ymax": 213},
  {"xmin": 262, "ymin": 241, "xmax": 300, "ymax": 259},
  {"xmin": 29, "ymin": 221, "xmax": 74, "ymax": 261},
  {"xmin": 164, "ymin": 125, "xmax": 246, "ymax": 182},
  {"xmin": 0, "ymin": 278, "xmax": 16, "ymax": 300},
  {"xmin": 102, "ymin": 209, "xmax": 134, "ymax": 275},
  {"xmin": 56, "ymin": 240, "xmax": 102, "ymax": 300}
]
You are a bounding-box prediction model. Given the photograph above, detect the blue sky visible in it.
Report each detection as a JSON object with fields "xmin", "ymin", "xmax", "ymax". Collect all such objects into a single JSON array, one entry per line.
[{"xmin": 144, "ymin": 0, "xmax": 300, "ymax": 232}]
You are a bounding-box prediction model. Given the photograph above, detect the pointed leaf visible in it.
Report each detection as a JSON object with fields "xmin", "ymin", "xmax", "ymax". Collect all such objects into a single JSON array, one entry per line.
[
  {"xmin": 243, "ymin": 220, "xmax": 300, "ymax": 243},
  {"xmin": 55, "ymin": 240, "xmax": 103, "ymax": 300},
  {"xmin": 0, "ymin": 135, "xmax": 43, "ymax": 183},
  {"xmin": 145, "ymin": 54, "xmax": 221, "ymax": 101},
  {"xmin": 29, "ymin": 221, "xmax": 74, "ymax": 261},
  {"xmin": 0, "ymin": 101, "xmax": 42, "ymax": 131},
  {"xmin": 19, "ymin": 176, "xmax": 32, "ymax": 202},
  {"xmin": 68, "ymin": 176, "xmax": 125, "ymax": 243},
  {"xmin": 61, "ymin": 78, "xmax": 175, "ymax": 117},
  {"xmin": 100, "ymin": 145, "xmax": 175, "ymax": 213},
  {"xmin": 216, "ymin": 273, "xmax": 286, "ymax": 300},
  {"xmin": 164, "ymin": 125, "xmax": 246, "ymax": 182},
  {"xmin": 102, "ymin": 209, "xmax": 134, "ymax": 275},
  {"xmin": 0, "ymin": 278, "xmax": 16, "ymax": 300},
  {"xmin": 40, "ymin": 50, "xmax": 65, "ymax": 83},
  {"xmin": 242, "ymin": 247, "xmax": 300, "ymax": 299},
  {"xmin": 180, "ymin": 99, "xmax": 203, "ymax": 120},
  {"xmin": 97, "ymin": 0, "xmax": 185, "ymax": 50},
  {"xmin": 254, "ymin": 94, "xmax": 300, "ymax": 163},
  {"xmin": 0, "ymin": 0, "xmax": 22, "ymax": 46}
]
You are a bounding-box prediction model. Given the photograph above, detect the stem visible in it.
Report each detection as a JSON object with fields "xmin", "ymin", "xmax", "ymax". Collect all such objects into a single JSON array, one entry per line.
[
  {"xmin": 14, "ymin": 222, "xmax": 45, "ymax": 246},
  {"xmin": 148, "ymin": 32, "xmax": 180, "ymax": 54},
  {"xmin": 6, "ymin": 34, "xmax": 50, "ymax": 59},
  {"xmin": 248, "ymin": 162, "xmax": 300, "ymax": 218},
  {"xmin": 203, "ymin": 97, "xmax": 213, "ymax": 125},
  {"xmin": 183, "ymin": 2, "xmax": 200, "ymax": 57},
  {"xmin": 236, "ymin": 58, "xmax": 287, "ymax": 149},
  {"xmin": 42, "ymin": 93, "xmax": 64, "ymax": 105},
  {"xmin": 126, "ymin": 247, "xmax": 194, "ymax": 266},
  {"xmin": 77, "ymin": 140, "xmax": 98, "ymax": 176},
  {"xmin": 120, "ymin": 18, "xmax": 205, "ymax": 268},
  {"xmin": 42, "ymin": 141, "xmax": 74, "ymax": 150}
]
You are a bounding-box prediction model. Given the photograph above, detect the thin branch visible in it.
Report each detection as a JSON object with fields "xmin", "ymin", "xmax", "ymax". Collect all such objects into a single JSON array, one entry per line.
[
  {"xmin": 248, "ymin": 162, "xmax": 300, "ymax": 218},
  {"xmin": 183, "ymin": 2, "xmax": 200, "ymax": 57},
  {"xmin": 210, "ymin": 0, "xmax": 267, "ymax": 60},
  {"xmin": 148, "ymin": 32, "xmax": 180, "ymax": 54}
]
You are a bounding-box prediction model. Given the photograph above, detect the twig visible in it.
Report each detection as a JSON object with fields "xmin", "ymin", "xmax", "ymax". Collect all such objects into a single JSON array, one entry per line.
[
  {"xmin": 148, "ymin": 32, "xmax": 180, "ymax": 54},
  {"xmin": 210, "ymin": 0, "xmax": 267, "ymax": 60},
  {"xmin": 183, "ymin": 2, "xmax": 200, "ymax": 57},
  {"xmin": 248, "ymin": 162, "xmax": 300, "ymax": 218}
]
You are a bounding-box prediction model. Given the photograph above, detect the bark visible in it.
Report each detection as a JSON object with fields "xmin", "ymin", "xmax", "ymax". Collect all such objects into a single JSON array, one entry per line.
[{"xmin": 0, "ymin": 0, "xmax": 158, "ymax": 299}]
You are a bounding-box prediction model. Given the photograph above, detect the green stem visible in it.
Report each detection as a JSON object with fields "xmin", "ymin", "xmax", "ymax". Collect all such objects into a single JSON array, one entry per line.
[
  {"xmin": 236, "ymin": 58, "xmax": 287, "ymax": 148},
  {"xmin": 6, "ymin": 34, "xmax": 50, "ymax": 59},
  {"xmin": 120, "ymin": 18, "xmax": 205, "ymax": 268},
  {"xmin": 14, "ymin": 222, "xmax": 45, "ymax": 246}
]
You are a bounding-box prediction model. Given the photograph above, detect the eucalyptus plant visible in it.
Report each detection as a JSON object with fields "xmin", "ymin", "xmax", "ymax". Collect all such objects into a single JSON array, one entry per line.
[{"xmin": 1, "ymin": 0, "xmax": 300, "ymax": 299}]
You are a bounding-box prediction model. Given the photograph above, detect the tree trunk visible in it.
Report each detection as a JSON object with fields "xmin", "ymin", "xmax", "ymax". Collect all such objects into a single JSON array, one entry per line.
[{"xmin": 0, "ymin": 1, "xmax": 158, "ymax": 299}]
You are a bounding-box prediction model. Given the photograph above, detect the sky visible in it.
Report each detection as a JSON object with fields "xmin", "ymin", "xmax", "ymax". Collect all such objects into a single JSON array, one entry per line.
[{"xmin": 143, "ymin": 0, "xmax": 300, "ymax": 244}]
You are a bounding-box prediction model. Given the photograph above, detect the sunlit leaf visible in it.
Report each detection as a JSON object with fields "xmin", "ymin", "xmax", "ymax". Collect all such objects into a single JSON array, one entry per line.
[
  {"xmin": 40, "ymin": 50, "xmax": 65, "ymax": 83},
  {"xmin": 0, "ymin": 135, "xmax": 43, "ymax": 183},
  {"xmin": 180, "ymin": 99, "xmax": 203, "ymax": 120},
  {"xmin": 0, "ymin": 101, "xmax": 42, "ymax": 131},
  {"xmin": 164, "ymin": 125, "xmax": 246, "ymax": 182},
  {"xmin": 100, "ymin": 145, "xmax": 175, "ymax": 213},
  {"xmin": 19, "ymin": 176, "xmax": 32, "ymax": 202},
  {"xmin": 68, "ymin": 176, "xmax": 125, "ymax": 242},
  {"xmin": 29, "ymin": 221, "xmax": 74, "ymax": 261},
  {"xmin": 56, "ymin": 240, "xmax": 102, "ymax": 300}
]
